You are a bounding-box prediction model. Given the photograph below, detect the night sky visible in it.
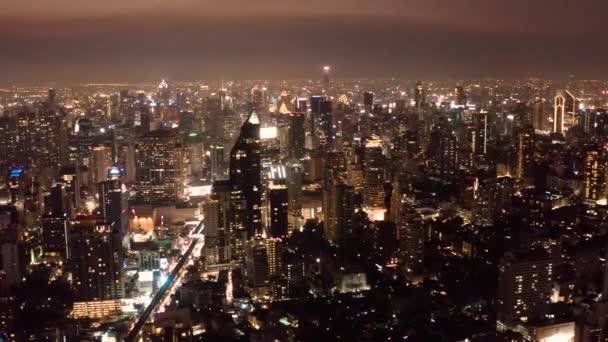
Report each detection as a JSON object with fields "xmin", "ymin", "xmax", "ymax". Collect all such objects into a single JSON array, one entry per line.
[{"xmin": 2, "ymin": 0, "xmax": 607, "ymax": 83}]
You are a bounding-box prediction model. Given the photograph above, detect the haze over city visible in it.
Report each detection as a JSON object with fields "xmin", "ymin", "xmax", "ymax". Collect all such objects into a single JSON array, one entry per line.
[{"xmin": 2, "ymin": 0, "xmax": 608, "ymax": 82}]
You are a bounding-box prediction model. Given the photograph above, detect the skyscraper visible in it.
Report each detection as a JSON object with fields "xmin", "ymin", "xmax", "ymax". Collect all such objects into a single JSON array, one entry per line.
[
  {"xmin": 324, "ymin": 183, "xmax": 355, "ymax": 246},
  {"xmin": 69, "ymin": 216, "xmax": 124, "ymax": 319},
  {"xmin": 428, "ymin": 127, "xmax": 458, "ymax": 182},
  {"xmin": 134, "ymin": 130, "xmax": 184, "ymax": 204},
  {"xmin": 363, "ymin": 137, "xmax": 386, "ymax": 220},
  {"xmin": 583, "ymin": 146, "xmax": 608, "ymax": 205},
  {"xmin": 229, "ymin": 110, "xmax": 262, "ymax": 237},
  {"xmin": 553, "ymin": 90, "xmax": 576, "ymax": 134},
  {"xmin": 363, "ymin": 91, "xmax": 374, "ymax": 113},
  {"xmin": 268, "ymin": 183, "xmax": 288, "ymax": 238},
  {"xmin": 516, "ymin": 125, "xmax": 535, "ymax": 182},
  {"xmin": 98, "ymin": 180, "xmax": 128, "ymax": 245}
]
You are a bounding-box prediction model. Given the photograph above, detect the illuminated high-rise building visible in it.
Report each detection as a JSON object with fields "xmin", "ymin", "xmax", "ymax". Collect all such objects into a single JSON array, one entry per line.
[
  {"xmin": 363, "ymin": 136, "xmax": 386, "ymax": 220},
  {"xmin": 205, "ymin": 181, "xmax": 246, "ymax": 266},
  {"xmin": 246, "ymin": 235, "xmax": 270, "ymax": 293},
  {"xmin": 209, "ymin": 143, "xmax": 226, "ymax": 181},
  {"xmin": 583, "ymin": 146, "xmax": 608, "ymax": 205},
  {"xmin": 288, "ymin": 112, "xmax": 306, "ymax": 159},
  {"xmin": 229, "ymin": 110, "xmax": 262, "ymax": 237},
  {"xmin": 323, "ymin": 183, "xmax": 355, "ymax": 246},
  {"xmin": 553, "ymin": 90, "xmax": 577, "ymax": 134},
  {"xmin": 68, "ymin": 216, "xmax": 124, "ymax": 318},
  {"xmin": 41, "ymin": 214, "xmax": 68, "ymax": 263},
  {"xmin": 268, "ymin": 182, "xmax": 288, "ymax": 238},
  {"xmin": 470, "ymin": 111, "xmax": 488, "ymax": 165},
  {"xmin": 516, "ymin": 125, "xmax": 535, "ymax": 181},
  {"xmin": 428, "ymin": 127, "xmax": 458, "ymax": 182},
  {"xmin": 286, "ymin": 160, "xmax": 303, "ymax": 215},
  {"xmin": 134, "ymin": 130, "xmax": 184, "ymax": 204},
  {"xmin": 98, "ymin": 179, "xmax": 128, "ymax": 244}
]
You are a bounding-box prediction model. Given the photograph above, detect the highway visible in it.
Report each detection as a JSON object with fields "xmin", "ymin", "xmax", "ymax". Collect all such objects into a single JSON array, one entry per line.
[{"xmin": 125, "ymin": 220, "xmax": 204, "ymax": 342}]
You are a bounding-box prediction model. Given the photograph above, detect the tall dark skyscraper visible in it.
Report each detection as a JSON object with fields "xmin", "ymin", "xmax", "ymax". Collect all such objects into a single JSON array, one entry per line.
[
  {"xmin": 229, "ymin": 110, "xmax": 262, "ymax": 237},
  {"xmin": 363, "ymin": 91, "xmax": 374, "ymax": 112}
]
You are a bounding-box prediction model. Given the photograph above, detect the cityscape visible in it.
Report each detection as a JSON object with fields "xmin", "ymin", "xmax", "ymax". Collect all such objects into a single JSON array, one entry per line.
[{"xmin": 3, "ymin": 1, "xmax": 608, "ymax": 342}]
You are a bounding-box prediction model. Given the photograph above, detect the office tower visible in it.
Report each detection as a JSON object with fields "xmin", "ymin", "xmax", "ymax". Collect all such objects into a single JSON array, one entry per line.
[
  {"xmin": 324, "ymin": 183, "xmax": 355, "ymax": 246},
  {"xmin": 473, "ymin": 177, "xmax": 514, "ymax": 227},
  {"xmin": 98, "ymin": 180, "xmax": 128, "ymax": 243},
  {"xmin": 288, "ymin": 112, "xmax": 306, "ymax": 159},
  {"xmin": 497, "ymin": 250, "xmax": 553, "ymax": 331},
  {"xmin": 454, "ymin": 86, "xmax": 467, "ymax": 105},
  {"xmin": 36, "ymin": 109, "xmax": 64, "ymax": 170},
  {"xmin": 553, "ymin": 90, "xmax": 577, "ymax": 134},
  {"xmin": 531, "ymin": 98, "xmax": 545, "ymax": 131},
  {"xmin": 134, "ymin": 130, "xmax": 183, "ymax": 204},
  {"xmin": 470, "ymin": 111, "xmax": 488, "ymax": 157},
  {"xmin": 428, "ymin": 127, "xmax": 458, "ymax": 182},
  {"xmin": 0, "ymin": 116, "xmax": 17, "ymax": 179},
  {"xmin": 41, "ymin": 215, "xmax": 68, "ymax": 263},
  {"xmin": 0, "ymin": 229, "xmax": 24, "ymax": 294},
  {"xmin": 202, "ymin": 198, "xmax": 232, "ymax": 268},
  {"xmin": 310, "ymin": 95, "xmax": 332, "ymax": 145},
  {"xmin": 229, "ymin": 110, "xmax": 262, "ymax": 236},
  {"xmin": 42, "ymin": 183, "xmax": 70, "ymax": 262},
  {"xmin": 69, "ymin": 217, "xmax": 124, "ymax": 318},
  {"xmin": 579, "ymin": 109, "xmax": 597, "ymax": 135},
  {"xmin": 246, "ymin": 235, "xmax": 270, "ymax": 292},
  {"xmin": 363, "ymin": 91, "xmax": 374, "ymax": 112},
  {"xmin": 398, "ymin": 211, "xmax": 429, "ymax": 274},
  {"xmin": 91, "ymin": 145, "xmax": 110, "ymax": 185},
  {"xmin": 516, "ymin": 125, "xmax": 535, "ymax": 181},
  {"xmin": 185, "ymin": 135, "xmax": 204, "ymax": 177},
  {"xmin": 268, "ymin": 183, "xmax": 288, "ymax": 238},
  {"xmin": 209, "ymin": 143, "xmax": 226, "ymax": 181},
  {"xmin": 414, "ymin": 81, "xmax": 426, "ymax": 108},
  {"xmin": 363, "ymin": 137, "xmax": 386, "ymax": 220},
  {"xmin": 583, "ymin": 146, "xmax": 608, "ymax": 205},
  {"xmin": 286, "ymin": 160, "xmax": 303, "ymax": 215},
  {"xmin": 251, "ymin": 87, "xmax": 267, "ymax": 112},
  {"xmin": 319, "ymin": 99, "xmax": 333, "ymax": 144},
  {"xmin": 205, "ymin": 181, "xmax": 247, "ymax": 266}
]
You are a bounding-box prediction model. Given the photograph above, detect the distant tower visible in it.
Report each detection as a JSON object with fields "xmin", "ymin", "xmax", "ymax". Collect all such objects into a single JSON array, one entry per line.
[
  {"xmin": 414, "ymin": 81, "xmax": 426, "ymax": 108},
  {"xmin": 553, "ymin": 90, "xmax": 577, "ymax": 134},
  {"xmin": 553, "ymin": 93, "xmax": 566, "ymax": 134},
  {"xmin": 363, "ymin": 92, "xmax": 374, "ymax": 112},
  {"xmin": 48, "ymin": 88, "xmax": 57, "ymax": 110},
  {"xmin": 322, "ymin": 66, "xmax": 331, "ymax": 90},
  {"xmin": 454, "ymin": 86, "xmax": 467, "ymax": 105}
]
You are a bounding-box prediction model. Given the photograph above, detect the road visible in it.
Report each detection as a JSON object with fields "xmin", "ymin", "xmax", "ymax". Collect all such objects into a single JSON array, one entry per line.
[{"xmin": 125, "ymin": 220, "xmax": 204, "ymax": 342}]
